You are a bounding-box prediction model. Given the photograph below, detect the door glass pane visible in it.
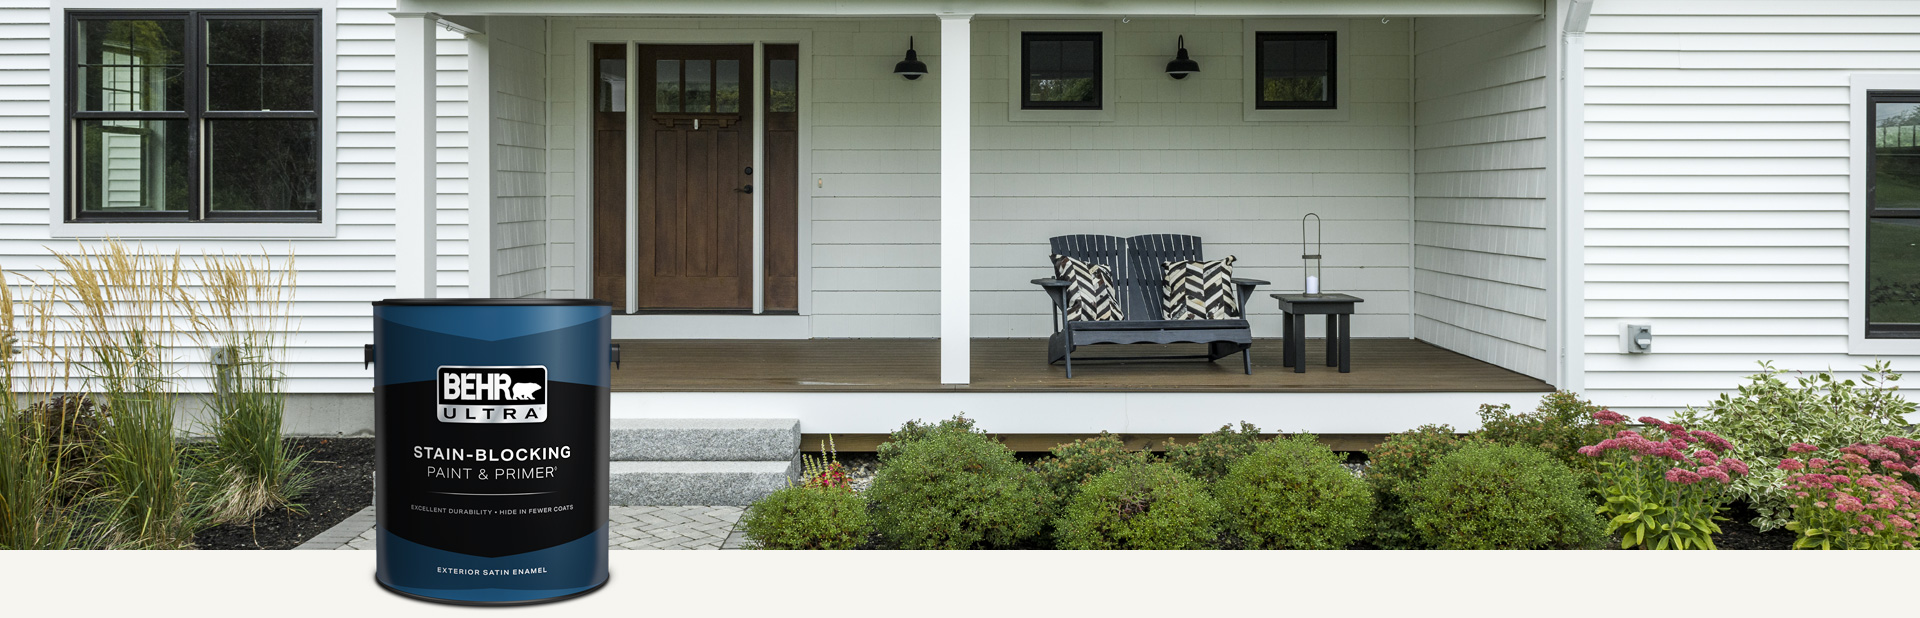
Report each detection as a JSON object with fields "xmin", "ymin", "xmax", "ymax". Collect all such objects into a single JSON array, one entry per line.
[
  {"xmin": 76, "ymin": 119, "xmax": 189, "ymax": 212},
  {"xmin": 1870, "ymin": 218, "xmax": 1920, "ymax": 326},
  {"xmin": 684, "ymin": 60, "xmax": 712, "ymax": 113},
  {"xmin": 768, "ymin": 59, "xmax": 797, "ymax": 112},
  {"xmin": 1875, "ymin": 101, "xmax": 1920, "ymax": 210},
  {"xmin": 76, "ymin": 19, "xmax": 185, "ymax": 112},
  {"xmin": 206, "ymin": 119, "xmax": 318, "ymax": 212},
  {"xmin": 207, "ymin": 18, "xmax": 315, "ymax": 111},
  {"xmin": 599, "ymin": 58, "xmax": 626, "ymax": 112},
  {"xmin": 654, "ymin": 59, "xmax": 679, "ymax": 112},
  {"xmin": 715, "ymin": 59, "xmax": 740, "ymax": 113}
]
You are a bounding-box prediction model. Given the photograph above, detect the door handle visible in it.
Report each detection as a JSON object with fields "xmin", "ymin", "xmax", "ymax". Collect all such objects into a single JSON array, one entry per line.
[{"xmin": 735, "ymin": 185, "xmax": 753, "ymax": 194}]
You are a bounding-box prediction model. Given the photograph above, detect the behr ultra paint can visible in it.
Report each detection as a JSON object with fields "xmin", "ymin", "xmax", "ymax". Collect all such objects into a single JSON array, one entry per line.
[{"xmin": 369, "ymin": 299, "xmax": 612, "ymax": 605}]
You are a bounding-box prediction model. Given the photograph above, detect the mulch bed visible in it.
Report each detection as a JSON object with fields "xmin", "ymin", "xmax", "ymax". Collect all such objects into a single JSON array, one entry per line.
[
  {"xmin": 193, "ymin": 437, "xmax": 373, "ymax": 550},
  {"xmin": 1712, "ymin": 503, "xmax": 1797, "ymax": 551}
]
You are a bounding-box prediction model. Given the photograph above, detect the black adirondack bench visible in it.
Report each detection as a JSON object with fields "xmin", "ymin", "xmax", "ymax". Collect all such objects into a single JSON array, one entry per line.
[{"xmin": 1032, "ymin": 234, "xmax": 1268, "ymax": 377}]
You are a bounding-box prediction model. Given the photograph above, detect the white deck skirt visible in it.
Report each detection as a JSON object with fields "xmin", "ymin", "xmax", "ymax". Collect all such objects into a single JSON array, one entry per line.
[{"xmin": 611, "ymin": 391, "xmax": 1545, "ymax": 434}]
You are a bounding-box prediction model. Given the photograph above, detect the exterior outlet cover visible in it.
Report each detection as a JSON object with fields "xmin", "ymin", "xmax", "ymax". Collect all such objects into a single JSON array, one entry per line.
[{"xmin": 1625, "ymin": 324, "xmax": 1652, "ymax": 354}]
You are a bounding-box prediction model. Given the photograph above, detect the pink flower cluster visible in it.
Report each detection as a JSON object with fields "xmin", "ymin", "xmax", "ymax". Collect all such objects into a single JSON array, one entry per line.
[
  {"xmin": 1778, "ymin": 436, "xmax": 1920, "ymax": 548},
  {"xmin": 1575, "ymin": 414, "xmax": 1746, "ymax": 485}
]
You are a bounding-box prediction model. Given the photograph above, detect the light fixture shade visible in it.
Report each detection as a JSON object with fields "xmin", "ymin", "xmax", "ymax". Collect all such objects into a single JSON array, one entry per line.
[
  {"xmin": 894, "ymin": 36, "xmax": 928, "ymax": 80},
  {"xmin": 1166, "ymin": 35, "xmax": 1200, "ymax": 79}
]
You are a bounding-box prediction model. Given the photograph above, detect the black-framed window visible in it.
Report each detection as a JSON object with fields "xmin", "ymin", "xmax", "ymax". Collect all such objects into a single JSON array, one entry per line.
[
  {"xmin": 1867, "ymin": 91, "xmax": 1920, "ymax": 337},
  {"xmin": 67, "ymin": 11, "xmax": 320, "ymax": 222},
  {"xmin": 1020, "ymin": 32, "xmax": 1101, "ymax": 110},
  {"xmin": 1255, "ymin": 32, "xmax": 1336, "ymax": 110}
]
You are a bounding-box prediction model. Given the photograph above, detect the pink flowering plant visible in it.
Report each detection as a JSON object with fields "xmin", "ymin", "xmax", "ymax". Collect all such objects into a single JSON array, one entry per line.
[
  {"xmin": 1776, "ymin": 437, "xmax": 1920, "ymax": 550},
  {"xmin": 1578, "ymin": 411, "xmax": 1748, "ymax": 550}
]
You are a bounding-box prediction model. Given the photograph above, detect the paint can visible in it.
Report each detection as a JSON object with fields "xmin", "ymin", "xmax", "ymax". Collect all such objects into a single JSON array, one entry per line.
[{"xmin": 369, "ymin": 299, "xmax": 613, "ymax": 605}]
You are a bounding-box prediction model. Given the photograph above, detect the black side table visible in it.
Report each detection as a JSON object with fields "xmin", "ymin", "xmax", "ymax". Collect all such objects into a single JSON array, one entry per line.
[{"xmin": 1271, "ymin": 293, "xmax": 1364, "ymax": 373}]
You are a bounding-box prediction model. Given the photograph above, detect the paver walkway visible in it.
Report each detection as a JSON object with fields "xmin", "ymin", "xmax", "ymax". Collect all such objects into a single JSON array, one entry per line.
[{"xmin": 296, "ymin": 506, "xmax": 750, "ymax": 550}]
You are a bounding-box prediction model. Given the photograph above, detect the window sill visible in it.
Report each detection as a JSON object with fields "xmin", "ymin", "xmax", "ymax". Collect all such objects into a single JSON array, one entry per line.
[
  {"xmin": 1243, "ymin": 107, "xmax": 1351, "ymax": 123},
  {"xmin": 48, "ymin": 219, "xmax": 339, "ymax": 239}
]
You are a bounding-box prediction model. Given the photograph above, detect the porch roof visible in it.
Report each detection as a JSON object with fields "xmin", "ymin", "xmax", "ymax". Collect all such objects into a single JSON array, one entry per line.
[{"xmin": 397, "ymin": 0, "xmax": 1544, "ymax": 19}]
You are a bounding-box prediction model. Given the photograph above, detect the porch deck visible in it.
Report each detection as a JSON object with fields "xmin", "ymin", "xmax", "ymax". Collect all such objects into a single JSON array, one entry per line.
[{"xmin": 612, "ymin": 338, "xmax": 1552, "ymax": 393}]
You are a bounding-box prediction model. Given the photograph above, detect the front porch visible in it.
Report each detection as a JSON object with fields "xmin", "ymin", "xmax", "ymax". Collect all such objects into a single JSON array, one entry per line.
[{"xmin": 615, "ymin": 338, "xmax": 1552, "ymax": 393}]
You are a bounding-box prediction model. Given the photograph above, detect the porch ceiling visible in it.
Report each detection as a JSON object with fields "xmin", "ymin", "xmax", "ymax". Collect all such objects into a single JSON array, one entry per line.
[{"xmin": 400, "ymin": 0, "xmax": 1544, "ymax": 19}]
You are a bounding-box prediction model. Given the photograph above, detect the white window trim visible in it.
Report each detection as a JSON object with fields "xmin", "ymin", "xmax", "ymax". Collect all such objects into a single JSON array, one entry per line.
[
  {"xmin": 46, "ymin": 0, "xmax": 339, "ymax": 239},
  {"xmin": 1848, "ymin": 73, "xmax": 1920, "ymax": 354},
  {"xmin": 1243, "ymin": 18, "xmax": 1351, "ymax": 123},
  {"xmin": 1006, "ymin": 19, "xmax": 1115, "ymax": 123}
]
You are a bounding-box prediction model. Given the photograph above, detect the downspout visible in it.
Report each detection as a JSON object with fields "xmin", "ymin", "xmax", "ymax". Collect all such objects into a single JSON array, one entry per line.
[{"xmin": 1558, "ymin": 0, "xmax": 1592, "ymax": 393}]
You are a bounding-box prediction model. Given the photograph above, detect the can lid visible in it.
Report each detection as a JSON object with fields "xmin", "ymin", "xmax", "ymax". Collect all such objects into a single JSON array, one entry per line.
[{"xmin": 373, "ymin": 298, "xmax": 614, "ymax": 307}]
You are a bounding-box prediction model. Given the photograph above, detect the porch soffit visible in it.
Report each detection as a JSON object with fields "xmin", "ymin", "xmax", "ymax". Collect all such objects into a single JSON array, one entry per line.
[{"xmin": 395, "ymin": 0, "xmax": 1545, "ymax": 18}]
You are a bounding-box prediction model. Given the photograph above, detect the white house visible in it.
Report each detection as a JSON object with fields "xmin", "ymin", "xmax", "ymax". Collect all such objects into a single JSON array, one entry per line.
[{"xmin": 2, "ymin": 0, "xmax": 1918, "ymax": 443}]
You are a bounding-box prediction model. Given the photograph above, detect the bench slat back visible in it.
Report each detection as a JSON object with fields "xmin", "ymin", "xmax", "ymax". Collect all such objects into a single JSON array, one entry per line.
[{"xmin": 1050, "ymin": 234, "xmax": 1204, "ymax": 321}]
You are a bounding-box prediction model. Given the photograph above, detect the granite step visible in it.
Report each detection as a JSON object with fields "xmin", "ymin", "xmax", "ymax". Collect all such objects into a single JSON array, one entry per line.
[
  {"xmin": 609, "ymin": 418, "xmax": 800, "ymax": 462},
  {"xmin": 609, "ymin": 460, "xmax": 799, "ymax": 506}
]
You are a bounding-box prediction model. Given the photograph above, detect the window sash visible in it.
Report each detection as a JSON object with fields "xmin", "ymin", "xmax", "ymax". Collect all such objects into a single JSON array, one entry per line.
[
  {"xmin": 66, "ymin": 10, "xmax": 320, "ymax": 223},
  {"xmin": 1020, "ymin": 32, "xmax": 1102, "ymax": 110},
  {"xmin": 1864, "ymin": 91, "xmax": 1920, "ymax": 337},
  {"xmin": 1254, "ymin": 32, "xmax": 1337, "ymax": 111}
]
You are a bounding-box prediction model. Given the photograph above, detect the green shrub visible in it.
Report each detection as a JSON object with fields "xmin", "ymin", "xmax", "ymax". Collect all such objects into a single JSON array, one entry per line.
[
  {"xmin": 1213, "ymin": 434, "xmax": 1372, "ymax": 549},
  {"xmin": 1055, "ymin": 463, "xmax": 1219, "ymax": 550},
  {"xmin": 738, "ymin": 486, "xmax": 871, "ymax": 550},
  {"xmin": 1365, "ymin": 424, "xmax": 1483, "ymax": 549},
  {"xmin": 1475, "ymin": 391, "xmax": 1611, "ymax": 487},
  {"xmin": 875, "ymin": 414, "xmax": 983, "ymax": 463},
  {"xmin": 1408, "ymin": 443, "xmax": 1605, "ymax": 550},
  {"xmin": 1165, "ymin": 422, "xmax": 1266, "ymax": 482},
  {"xmin": 1671, "ymin": 361, "xmax": 1918, "ymax": 531},
  {"xmin": 866, "ymin": 428, "xmax": 1051, "ymax": 549},
  {"xmin": 1032, "ymin": 432, "xmax": 1148, "ymax": 504}
]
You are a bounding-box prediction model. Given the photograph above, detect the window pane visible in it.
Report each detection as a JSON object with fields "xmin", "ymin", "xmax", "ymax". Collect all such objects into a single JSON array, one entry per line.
[
  {"xmin": 77, "ymin": 119, "xmax": 189, "ymax": 213},
  {"xmin": 1869, "ymin": 218, "xmax": 1920, "ymax": 326},
  {"xmin": 207, "ymin": 19, "xmax": 315, "ymax": 111},
  {"xmin": 1875, "ymin": 101, "xmax": 1920, "ymax": 210},
  {"xmin": 715, "ymin": 59, "xmax": 740, "ymax": 113},
  {"xmin": 1261, "ymin": 36, "xmax": 1332, "ymax": 104},
  {"xmin": 207, "ymin": 120, "xmax": 318, "ymax": 212},
  {"xmin": 768, "ymin": 59, "xmax": 797, "ymax": 113},
  {"xmin": 685, "ymin": 60, "xmax": 712, "ymax": 113},
  {"xmin": 655, "ymin": 59, "xmax": 679, "ymax": 112},
  {"xmin": 598, "ymin": 58, "xmax": 626, "ymax": 112},
  {"xmin": 76, "ymin": 19, "xmax": 185, "ymax": 112},
  {"xmin": 1024, "ymin": 34, "xmax": 1100, "ymax": 106}
]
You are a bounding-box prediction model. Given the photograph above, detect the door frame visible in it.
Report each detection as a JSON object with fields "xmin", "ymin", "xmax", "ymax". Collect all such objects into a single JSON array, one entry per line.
[{"xmin": 568, "ymin": 26, "xmax": 814, "ymax": 324}]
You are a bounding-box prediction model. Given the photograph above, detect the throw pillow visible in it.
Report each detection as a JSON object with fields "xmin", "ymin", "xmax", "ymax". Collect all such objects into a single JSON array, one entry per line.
[
  {"xmin": 1051, "ymin": 254, "xmax": 1125, "ymax": 322},
  {"xmin": 1161, "ymin": 256, "xmax": 1239, "ymax": 320}
]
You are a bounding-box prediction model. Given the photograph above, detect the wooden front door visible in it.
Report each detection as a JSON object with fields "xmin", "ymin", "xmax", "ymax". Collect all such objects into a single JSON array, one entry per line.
[{"xmin": 636, "ymin": 44, "xmax": 755, "ymax": 310}]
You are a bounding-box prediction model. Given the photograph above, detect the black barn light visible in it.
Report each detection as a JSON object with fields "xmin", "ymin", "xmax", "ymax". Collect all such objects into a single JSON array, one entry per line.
[
  {"xmin": 1165, "ymin": 35, "xmax": 1200, "ymax": 79},
  {"xmin": 894, "ymin": 36, "xmax": 928, "ymax": 80}
]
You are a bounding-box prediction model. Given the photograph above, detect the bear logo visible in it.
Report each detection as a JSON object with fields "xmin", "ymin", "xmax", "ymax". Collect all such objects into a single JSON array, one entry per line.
[{"xmin": 511, "ymin": 382, "xmax": 542, "ymax": 401}]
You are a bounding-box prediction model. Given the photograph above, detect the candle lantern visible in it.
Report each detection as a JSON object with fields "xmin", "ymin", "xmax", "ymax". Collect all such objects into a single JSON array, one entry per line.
[{"xmin": 1302, "ymin": 213, "xmax": 1323, "ymax": 295}]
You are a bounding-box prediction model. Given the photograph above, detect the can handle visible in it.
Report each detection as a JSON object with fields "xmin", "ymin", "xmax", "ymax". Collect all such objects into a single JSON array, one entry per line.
[
  {"xmin": 610, "ymin": 343, "xmax": 621, "ymax": 369},
  {"xmin": 364, "ymin": 343, "xmax": 374, "ymax": 369}
]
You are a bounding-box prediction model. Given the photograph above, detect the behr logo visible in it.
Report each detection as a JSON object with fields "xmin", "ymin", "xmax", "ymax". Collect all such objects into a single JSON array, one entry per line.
[{"xmin": 436, "ymin": 366, "xmax": 547, "ymax": 424}]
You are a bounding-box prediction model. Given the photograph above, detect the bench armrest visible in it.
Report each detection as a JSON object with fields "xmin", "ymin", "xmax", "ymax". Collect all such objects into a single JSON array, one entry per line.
[
  {"xmin": 1231, "ymin": 278, "xmax": 1270, "ymax": 287},
  {"xmin": 1032, "ymin": 278, "xmax": 1071, "ymax": 287}
]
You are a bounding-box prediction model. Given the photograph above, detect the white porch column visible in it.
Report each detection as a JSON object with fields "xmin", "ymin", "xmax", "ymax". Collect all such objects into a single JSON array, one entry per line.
[
  {"xmin": 939, "ymin": 14, "xmax": 972, "ymax": 385},
  {"xmin": 393, "ymin": 13, "xmax": 439, "ymax": 299}
]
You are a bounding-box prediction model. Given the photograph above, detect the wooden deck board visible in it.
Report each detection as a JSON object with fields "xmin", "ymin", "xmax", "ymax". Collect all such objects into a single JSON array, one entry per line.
[{"xmin": 612, "ymin": 338, "xmax": 1553, "ymax": 393}]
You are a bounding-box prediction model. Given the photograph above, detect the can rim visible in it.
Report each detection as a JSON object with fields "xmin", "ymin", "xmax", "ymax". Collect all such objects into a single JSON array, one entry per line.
[{"xmin": 373, "ymin": 298, "xmax": 613, "ymax": 307}]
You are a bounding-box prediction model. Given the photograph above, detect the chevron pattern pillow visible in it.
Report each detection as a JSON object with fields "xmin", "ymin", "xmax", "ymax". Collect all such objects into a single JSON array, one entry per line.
[
  {"xmin": 1161, "ymin": 256, "xmax": 1239, "ymax": 320},
  {"xmin": 1051, "ymin": 254, "xmax": 1125, "ymax": 322}
]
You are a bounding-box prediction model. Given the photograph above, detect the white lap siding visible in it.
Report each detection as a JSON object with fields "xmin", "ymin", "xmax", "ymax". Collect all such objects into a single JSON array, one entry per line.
[
  {"xmin": 1584, "ymin": 0, "xmax": 1920, "ymax": 413},
  {"xmin": 1410, "ymin": 15, "xmax": 1551, "ymax": 380},
  {"xmin": 0, "ymin": 1, "xmax": 471, "ymax": 393}
]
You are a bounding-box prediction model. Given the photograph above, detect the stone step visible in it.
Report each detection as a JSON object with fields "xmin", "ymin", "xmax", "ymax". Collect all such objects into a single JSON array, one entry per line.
[
  {"xmin": 609, "ymin": 459, "xmax": 799, "ymax": 506},
  {"xmin": 609, "ymin": 418, "xmax": 800, "ymax": 462}
]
